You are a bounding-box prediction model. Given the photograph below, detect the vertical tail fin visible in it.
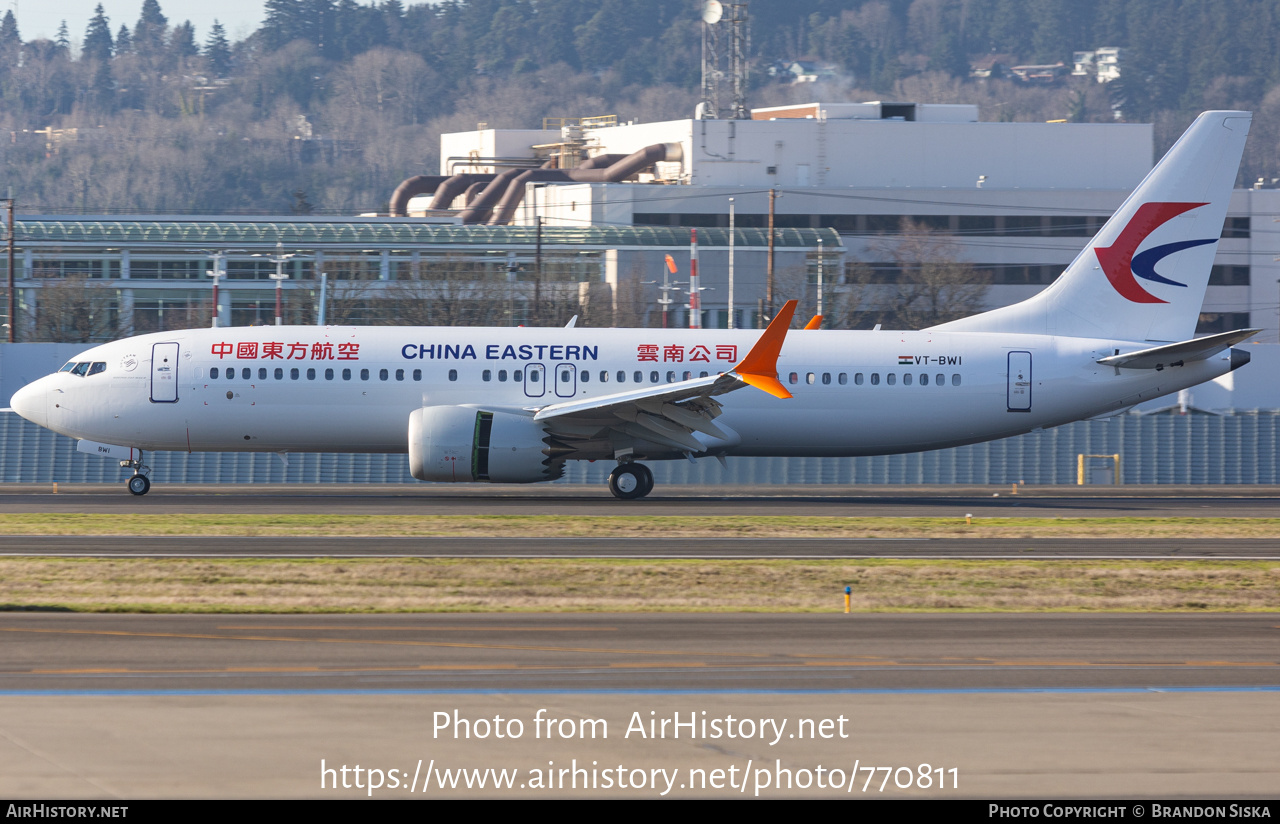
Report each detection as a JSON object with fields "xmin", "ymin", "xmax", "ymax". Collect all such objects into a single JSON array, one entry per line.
[{"xmin": 932, "ymin": 111, "xmax": 1252, "ymax": 342}]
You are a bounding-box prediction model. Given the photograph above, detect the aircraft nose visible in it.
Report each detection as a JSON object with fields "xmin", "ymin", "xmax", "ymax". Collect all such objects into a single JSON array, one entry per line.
[{"xmin": 9, "ymin": 379, "xmax": 47, "ymax": 428}]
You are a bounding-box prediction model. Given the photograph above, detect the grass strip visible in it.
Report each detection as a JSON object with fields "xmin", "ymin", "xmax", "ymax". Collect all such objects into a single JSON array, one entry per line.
[
  {"xmin": 1, "ymin": 558, "xmax": 1277, "ymax": 613},
  {"xmin": 3, "ymin": 514, "xmax": 1280, "ymax": 538}
]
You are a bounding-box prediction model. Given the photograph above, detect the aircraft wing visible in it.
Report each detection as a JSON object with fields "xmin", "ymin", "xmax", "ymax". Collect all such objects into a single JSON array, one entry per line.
[
  {"xmin": 532, "ymin": 301, "xmax": 798, "ymax": 454},
  {"xmin": 1097, "ymin": 328, "xmax": 1260, "ymax": 370}
]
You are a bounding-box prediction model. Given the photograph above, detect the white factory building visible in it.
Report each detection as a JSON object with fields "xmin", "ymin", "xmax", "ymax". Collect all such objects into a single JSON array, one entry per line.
[{"xmin": 431, "ymin": 101, "xmax": 1273, "ymax": 342}]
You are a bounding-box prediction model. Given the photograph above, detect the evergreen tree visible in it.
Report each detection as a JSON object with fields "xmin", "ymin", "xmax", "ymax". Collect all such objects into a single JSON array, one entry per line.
[
  {"xmin": 170, "ymin": 20, "xmax": 198, "ymax": 60},
  {"xmin": 262, "ymin": 0, "xmax": 305, "ymax": 49},
  {"xmin": 204, "ymin": 20, "xmax": 232, "ymax": 77},
  {"xmin": 0, "ymin": 10, "xmax": 21, "ymax": 63},
  {"xmin": 116, "ymin": 25, "xmax": 134, "ymax": 57},
  {"xmin": 84, "ymin": 4, "xmax": 115, "ymax": 63},
  {"xmin": 134, "ymin": 0, "xmax": 169, "ymax": 56},
  {"xmin": 55, "ymin": 20, "xmax": 71, "ymax": 54}
]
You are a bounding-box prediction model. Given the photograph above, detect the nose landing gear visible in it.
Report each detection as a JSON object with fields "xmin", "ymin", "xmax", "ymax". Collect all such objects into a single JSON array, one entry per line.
[
  {"xmin": 607, "ymin": 462, "xmax": 654, "ymax": 500},
  {"xmin": 120, "ymin": 451, "xmax": 151, "ymax": 496}
]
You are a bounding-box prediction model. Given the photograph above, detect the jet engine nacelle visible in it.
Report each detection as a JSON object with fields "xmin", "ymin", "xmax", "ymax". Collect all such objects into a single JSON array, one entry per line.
[{"xmin": 408, "ymin": 405, "xmax": 559, "ymax": 483}]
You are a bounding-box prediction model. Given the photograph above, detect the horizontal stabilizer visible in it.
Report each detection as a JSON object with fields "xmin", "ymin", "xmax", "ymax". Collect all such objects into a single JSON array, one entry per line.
[{"xmin": 1097, "ymin": 328, "xmax": 1259, "ymax": 369}]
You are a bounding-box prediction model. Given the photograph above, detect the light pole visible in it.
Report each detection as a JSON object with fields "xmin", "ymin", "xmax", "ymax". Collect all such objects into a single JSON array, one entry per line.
[
  {"xmin": 728, "ymin": 197, "xmax": 735, "ymax": 329},
  {"xmin": 205, "ymin": 251, "xmax": 228, "ymax": 328},
  {"xmin": 817, "ymin": 236, "xmax": 824, "ymax": 321},
  {"xmin": 2, "ymin": 198, "xmax": 14, "ymax": 342},
  {"xmin": 255, "ymin": 242, "xmax": 295, "ymax": 326}
]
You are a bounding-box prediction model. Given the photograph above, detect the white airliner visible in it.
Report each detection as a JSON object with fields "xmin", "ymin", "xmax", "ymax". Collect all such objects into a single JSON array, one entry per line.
[{"xmin": 9, "ymin": 111, "xmax": 1258, "ymax": 498}]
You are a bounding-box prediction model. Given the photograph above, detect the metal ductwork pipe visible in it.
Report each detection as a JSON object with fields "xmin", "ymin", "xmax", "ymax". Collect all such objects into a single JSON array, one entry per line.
[
  {"xmin": 484, "ymin": 143, "xmax": 684, "ymax": 226},
  {"xmin": 388, "ymin": 175, "xmax": 451, "ymax": 217},
  {"xmin": 427, "ymin": 173, "xmax": 496, "ymax": 210}
]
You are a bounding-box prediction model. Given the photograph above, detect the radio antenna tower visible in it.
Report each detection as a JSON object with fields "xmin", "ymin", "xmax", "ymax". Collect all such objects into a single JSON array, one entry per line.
[{"xmin": 700, "ymin": 1, "xmax": 750, "ymax": 120}]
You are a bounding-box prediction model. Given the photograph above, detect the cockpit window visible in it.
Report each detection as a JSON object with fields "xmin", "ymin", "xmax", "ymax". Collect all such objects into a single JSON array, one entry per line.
[{"xmin": 63, "ymin": 361, "xmax": 106, "ymax": 377}]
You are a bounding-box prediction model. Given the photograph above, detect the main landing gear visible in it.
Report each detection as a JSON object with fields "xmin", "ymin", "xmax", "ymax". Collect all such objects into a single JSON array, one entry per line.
[
  {"xmin": 607, "ymin": 462, "xmax": 654, "ymax": 500},
  {"xmin": 121, "ymin": 451, "xmax": 151, "ymax": 496}
]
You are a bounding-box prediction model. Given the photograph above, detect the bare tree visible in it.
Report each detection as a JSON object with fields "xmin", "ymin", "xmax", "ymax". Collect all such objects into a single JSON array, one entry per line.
[
  {"xmin": 27, "ymin": 275, "xmax": 119, "ymax": 342},
  {"xmin": 843, "ymin": 218, "xmax": 989, "ymax": 330}
]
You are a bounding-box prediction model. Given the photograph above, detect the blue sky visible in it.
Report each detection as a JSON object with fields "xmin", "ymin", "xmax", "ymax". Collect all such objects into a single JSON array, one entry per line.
[{"xmin": 18, "ymin": 1, "xmax": 266, "ymax": 44}]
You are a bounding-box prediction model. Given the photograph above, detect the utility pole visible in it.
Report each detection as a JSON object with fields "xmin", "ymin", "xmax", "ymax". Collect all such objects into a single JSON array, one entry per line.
[
  {"xmin": 534, "ymin": 216, "xmax": 542, "ymax": 326},
  {"xmin": 766, "ymin": 188, "xmax": 776, "ymax": 320}
]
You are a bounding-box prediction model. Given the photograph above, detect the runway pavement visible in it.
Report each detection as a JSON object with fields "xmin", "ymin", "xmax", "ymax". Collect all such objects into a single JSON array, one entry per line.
[
  {"xmin": 3, "ymin": 534, "xmax": 1280, "ymax": 558},
  {"xmin": 4, "ymin": 484, "xmax": 1280, "ymax": 517},
  {"xmin": 1, "ymin": 614, "xmax": 1277, "ymax": 798},
  {"xmin": 2, "ymin": 487, "xmax": 1279, "ymax": 798}
]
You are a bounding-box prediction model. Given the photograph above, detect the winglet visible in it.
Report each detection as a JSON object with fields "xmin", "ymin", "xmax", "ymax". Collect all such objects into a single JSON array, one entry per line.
[
  {"xmin": 731, "ymin": 299, "xmax": 797, "ymax": 399},
  {"xmin": 803, "ymin": 314, "xmax": 823, "ymax": 330}
]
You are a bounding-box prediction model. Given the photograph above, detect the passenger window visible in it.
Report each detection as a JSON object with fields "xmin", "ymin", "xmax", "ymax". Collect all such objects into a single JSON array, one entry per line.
[
  {"xmin": 413, "ymin": 369, "xmax": 422, "ymax": 381},
  {"xmin": 838, "ymin": 373, "xmax": 847, "ymax": 385},
  {"xmin": 870, "ymin": 373, "xmax": 880, "ymax": 385},
  {"xmin": 936, "ymin": 373, "xmax": 944, "ymax": 386},
  {"xmin": 822, "ymin": 373, "xmax": 831, "ymax": 385},
  {"xmin": 290, "ymin": 367, "xmax": 299, "ymax": 380},
  {"xmin": 903, "ymin": 373, "xmax": 912, "ymax": 386},
  {"xmin": 307, "ymin": 368, "xmax": 316, "ymax": 380},
  {"xmin": 952, "ymin": 373, "xmax": 962, "ymax": 386},
  {"xmin": 483, "ymin": 370, "xmax": 492, "ymax": 382},
  {"xmin": 513, "ymin": 370, "xmax": 522, "ymax": 381},
  {"xmin": 343, "ymin": 368, "xmax": 351, "ymax": 380},
  {"xmin": 579, "ymin": 371, "xmax": 588, "ymax": 383},
  {"xmin": 683, "ymin": 371, "xmax": 692, "ymax": 380},
  {"xmin": 699, "ymin": 371, "xmax": 708, "ymax": 378},
  {"xmin": 499, "ymin": 370, "xmax": 508, "ymax": 382},
  {"xmin": 530, "ymin": 370, "xmax": 540, "ymax": 383},
  {"xmin": 396, "ymin": 369, "xmax": 404, "ymax": 381},
  {"xmin": 561, "ymin": 369, "xmax": 571, "ymax": 382},
  {"xmin": 920, "ymin": 373, "xmax": 929, "ymax": 386},
  {"xmin": 275, "ymin": 368, "xmax": 284, "ymax": 380},
  {"xmin": 87, "ymin": 362, "xmax": 106, "ymax": 376},
  {"xmin": 379, "ymin": 368, "xmax": 388, "ymax": 381},
  {"xmin": 360, "ymin": 369, "xmax": 370, "ymax": 381},
  {"xmin": 211, "ymin": 367, "xmax": 220, "ymax": 379},
  {"xmin": 666, "ymin": 371, "xmax": 675, "ymax": 382},
  {"xmin": 258, "ymin": 368, "xmax": 267, "ymax": 380},
  {"xmin": 788, "ymin": 372, "xmax": 798, "ymax": 385},
  {"xmin": 617, "ymin": 370, "xmax": 625, "ymax": 383},
  {"xmin": 600, "ymin": 371, "xmax": 608, "ymax": 382},
  {"xmin": 650, "ymin": 371, "xmax": 659, "ymax": 383},
  {"xmin": 633, "ymin": 371, "xmax": 642, "ymax": 383},
  {"xmin": 448, "ymin": 369, "xmax": 458, "ymax": 381},
  {"xmin": 325, "ymin": 368, "xmax": 334, "ymax": 380},
  {"xmin": 806, "ymin": 372, "xmax": 815, "ymax": 385},
  {"xmin": 887, "ymin": 373, "xmax": 896, "ymax": 386},
  {"xmin": 239, "ymin": 368, "xmax": 248, "ymax": 380}
]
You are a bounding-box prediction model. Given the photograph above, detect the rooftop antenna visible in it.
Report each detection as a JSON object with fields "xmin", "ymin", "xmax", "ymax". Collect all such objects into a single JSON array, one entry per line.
[
  {"xmin": 700, "ymin": 2, "xmax": 751, "ymax": 120},
  {"xmin": 699, "ymin": 1, "xmax": 723, "ymax": 120}
]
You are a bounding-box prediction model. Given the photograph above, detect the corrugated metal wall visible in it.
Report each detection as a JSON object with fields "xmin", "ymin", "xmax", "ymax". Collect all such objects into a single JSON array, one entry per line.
[{"xmin": 3, "ymin": 411, "xmax": 1278, "ymax": 485}]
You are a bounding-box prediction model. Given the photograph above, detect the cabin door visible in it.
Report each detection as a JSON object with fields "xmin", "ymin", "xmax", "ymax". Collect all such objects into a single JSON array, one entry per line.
[
  {"xmin": 150, "ymin": 342, "xmax": 180, "ymax": 403},
  {"xmin": 1007, "ymin": 351, "xmax": 1032, "ymax": 412}
]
